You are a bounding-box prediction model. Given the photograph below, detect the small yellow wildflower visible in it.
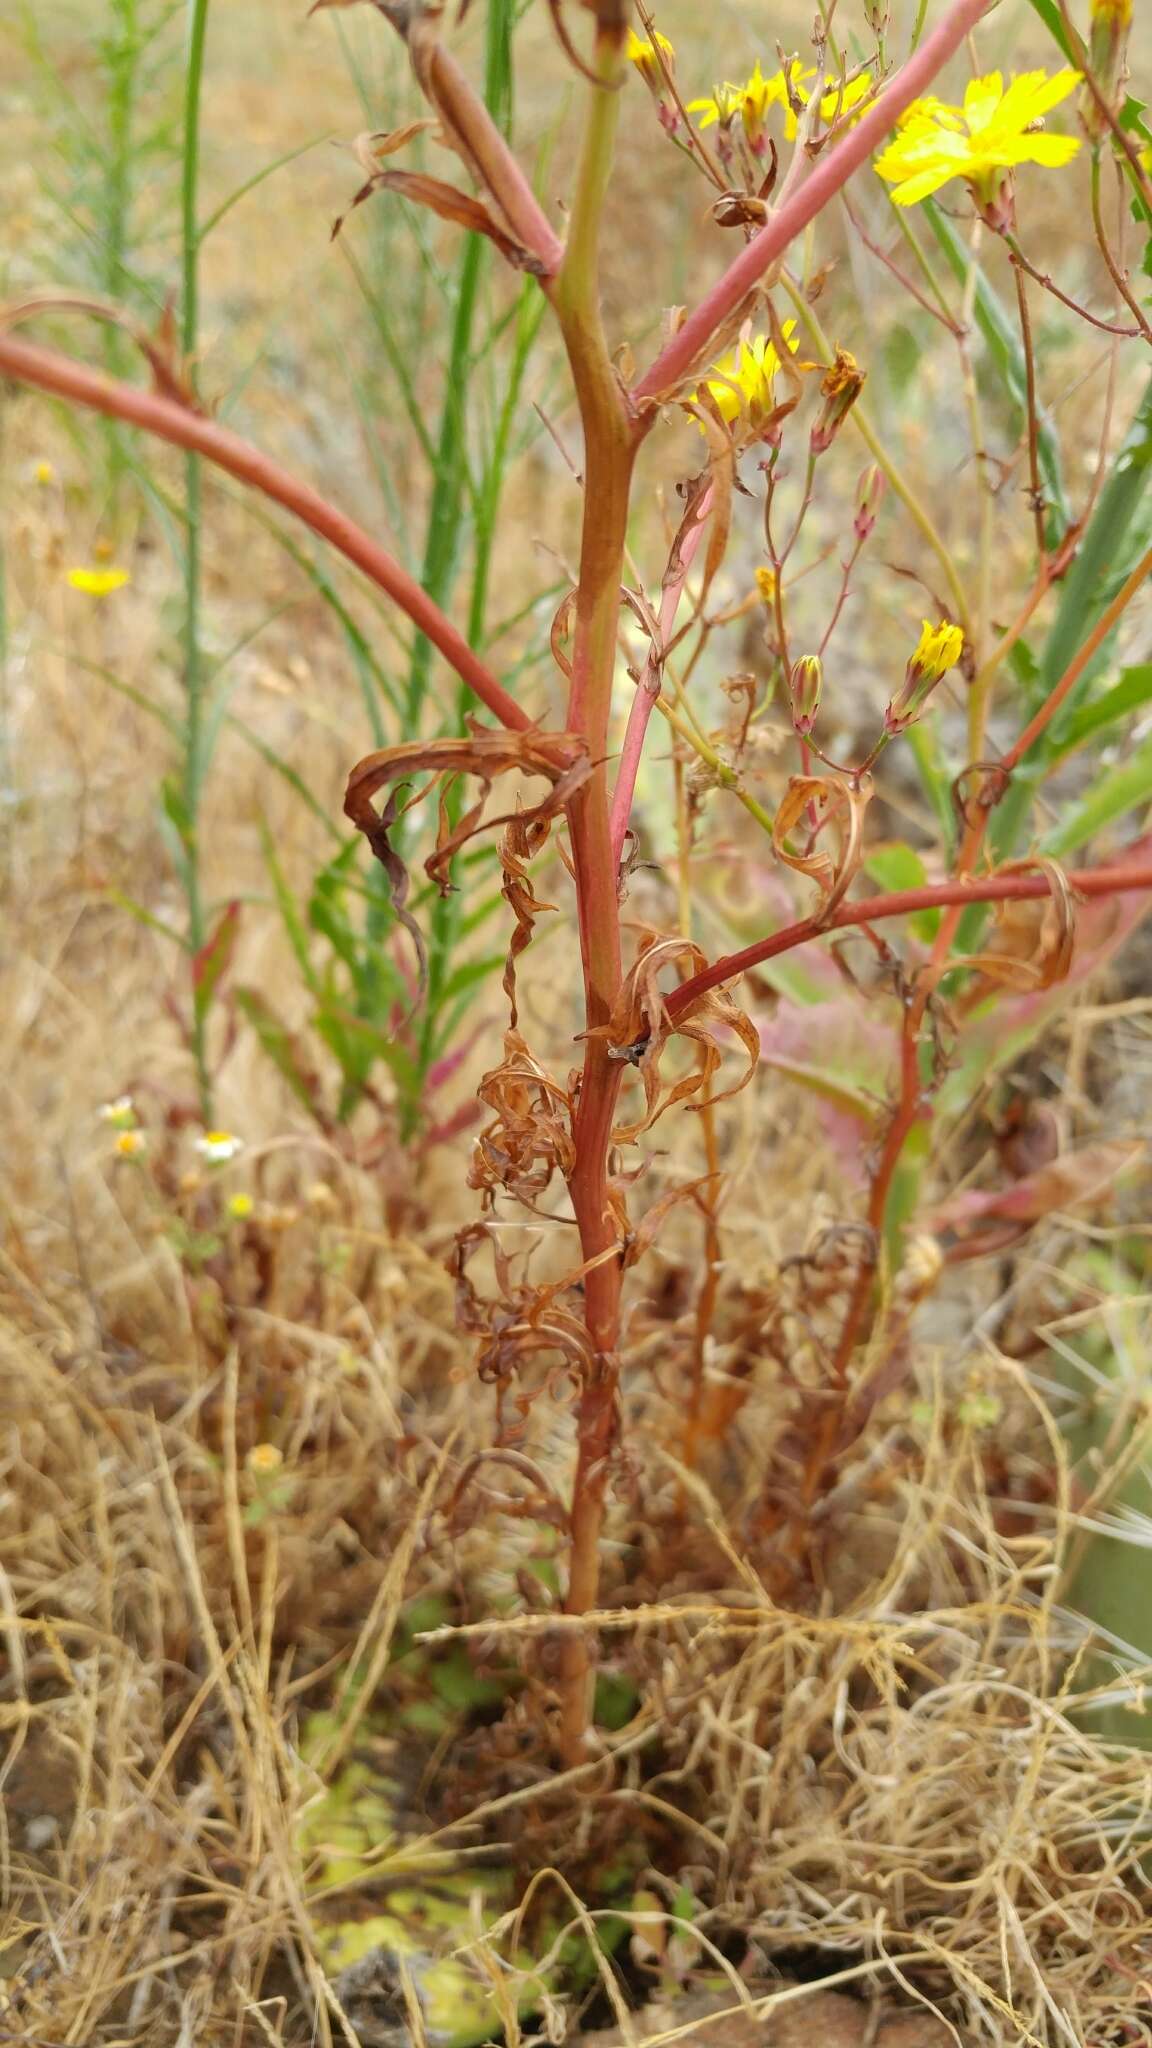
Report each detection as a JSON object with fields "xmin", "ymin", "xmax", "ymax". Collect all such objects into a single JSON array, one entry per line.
[
  {"xmin": 809, "ymin": 347, "xmax": 865, "ymax": 454},
  {"xmin": 195, "ymin": 1129, "xmax": 243, "ymax": 1164},
  {"xmin": 245, "ymin": 1442, "xmax": 284, "ymax": 1477},
  {"xmin": 699, "ymin": 322, "xmax": 800, "ymax": 437},
  {"xmin": 100, "ymin": 1095, "xmax": 136, "ymax": 1129},
  {"xmin": 626, "ymin": 26, "xmax": 674, "ymax": 83},
  {"xmin": 689, "ymin": 61, "xmax": 809, "ymax": 155},
  {"xmin": 885, "ymin": 620, "xmax": 965, "ymax": 734},
  {"xmin": 34, "ymin": 460, "xmax": 55, "ymax": 486},
  {"xmin": 226, "ymin": 1191, "xmax": 254, "ymax": 1220},
  {"xmin": 755, "ymin": 566, "xmax": 777, "ymax": 604},
  {"xmin": 67, "ymin": 566, "xmax": 130, "ymax": 597},
  {"xmin": 875, "ymin": 70, "xmax": 1081, "ymax": 231},
  {"xmin": 115, "ymin": 1129, "xmax": 147, "ymax": 1159},
  {"xmin": 783, "ymin": 69, "xmax": 874, "ymax": 141}
]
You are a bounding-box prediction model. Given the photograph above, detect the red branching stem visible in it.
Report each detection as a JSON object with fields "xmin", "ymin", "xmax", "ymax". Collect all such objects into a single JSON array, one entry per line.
[
  {"xmin": 632, "ymin": 0, "xmax": 990, "ymax": 405},
  {"xmin": 664, "ymin": 859, "xmax": 1152, "ymax": 1023},
  {"xmin": 609, "ymin": 485, "xmax": 713, "ymax": 867},
  {"xmin": 0, "ymin": 330, "xmax": 530, "ymax": 736}
]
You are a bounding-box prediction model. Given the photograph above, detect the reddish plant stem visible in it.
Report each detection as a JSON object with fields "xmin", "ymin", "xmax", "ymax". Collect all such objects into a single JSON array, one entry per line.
[
  {"xmin": 632, "ymin": 0, "xmax": 990, "ymax": 405},
  {"xmin": 664, "ymin": 859, "xmax": 1152, "ymax": 1022},
  {"xmin": 608, "ymin": 484, "xmax": 713, "ymax": 867},
  {"xmin": 0, "ymin": 330, "xmax": 531, "ymax": 736},
  {"xmin": 549, "ymin": 22, "xmax": 637, "ymax": 1763}
]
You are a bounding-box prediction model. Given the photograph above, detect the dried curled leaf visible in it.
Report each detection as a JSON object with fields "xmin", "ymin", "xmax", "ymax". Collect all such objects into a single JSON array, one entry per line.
[
  {"xmin": 344, "ymin": 726, "xmax": 590, "ymax": 1001},
  {"xmin": 450, "ymin": 1222, "xmax": 598, "ymax": 1388},
  {"xmin": 585, "ymin": 932, "xmax": 759, "ymax": 1144},
  {"xmin": 773, "ymin": 774, "xmax": 872, "ymax": 919},
  {"xmin": 954, "ymin": 855, "xmax": 1078, "ymax": 1006},
  {"xmin": 468, "ymin": 1029, "xmax": 575, "ymax": 1211}
]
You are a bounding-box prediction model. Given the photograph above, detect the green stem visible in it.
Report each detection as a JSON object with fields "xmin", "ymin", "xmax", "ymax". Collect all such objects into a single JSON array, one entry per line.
[
  {"xmin": 781, "ymin": 272, "xmax": 971, "ymax": 636},
  {"xmin": 182, "ymin": 0, "xmax": 211, "ymax": 1117}
]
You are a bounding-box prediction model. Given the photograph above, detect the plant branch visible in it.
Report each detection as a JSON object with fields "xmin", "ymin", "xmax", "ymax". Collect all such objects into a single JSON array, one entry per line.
[
  {"xmin": 0, "ymin": 330, "xmax": 531, "ymax": 736},
  {"xmin": 663, "ymin": 857, "xmax": 1152, "ymax": 1023}
]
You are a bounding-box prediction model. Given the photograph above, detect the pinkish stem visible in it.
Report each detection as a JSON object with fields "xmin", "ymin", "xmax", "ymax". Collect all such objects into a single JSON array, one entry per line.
[
  {"xmin": 608, "ymin": 484, "xmax": 713, "ymax": 867},
  {"xmin": 633, "ymin": 0, "xmax": 991, "ymax": 405},
  {"xmin": 664, "ymin": 856, "xmax": 1152, "ymax": 1023},
  {"xmin": 0, "ymin": 330, "xmax": 531, "ymax": 737}
]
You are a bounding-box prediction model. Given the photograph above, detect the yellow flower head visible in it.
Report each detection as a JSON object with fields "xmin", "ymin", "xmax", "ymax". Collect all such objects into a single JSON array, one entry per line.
[
  {"xmin": 626, "ymin": 26, "xmax": 675, "ymax": 83},
  {"xmin": 226, "ymin": 1191, "xmax": 254, "ymax": 1220},
  {"xmin": 783, "ymin": 67, "xmax": 874, "ymax": 141},
  {"xmin": 34, "ymin": 460, "xmax": 55, "ymax": 486},
  {"xmin": 67, "ymin": 566, "xmax": 130, "ymax": 597},
  {"xmin": 115, "ymin": 1129, "xmax": 147, "ymax": 1159},
  {"xmin": 874, "ymin": 70, "xmax": 1081, "ymax": 226},
  {"xmin": 195, "ymin": 1129, "xmax": 243, "ymax": 1164},
  {"xmin": 689, "ymin": 61, "xmax": 810, "ymax": 153},
  {"xmin": 1090, "ymin": 0, "xmax": 1131, "ymax": 21},
  {"xmin": 246, "ymin": 1442, "xmax": 284, "ymax": 1477},
  {"xmin": 886, "ymin": 619, "xmax": 965, "ymax": 734},
  {"xmin": 699, "ymin": 322, "xmax": 800, "ymax": 434},
  {"xmin": 755, "ymin": 566, "xmax": 777, "ymax": 604}
]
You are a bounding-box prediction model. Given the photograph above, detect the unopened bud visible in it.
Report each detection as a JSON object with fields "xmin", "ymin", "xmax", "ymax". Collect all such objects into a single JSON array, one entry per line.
[
  {"xmin": 854, "ymin": 463, "xmax": 886, "ymax": 542},
  {"xmin": 884, "ymin": 619, "xmax": 964, "ymax": 735},
  {"xmin": 864, "ymin": 0, "xmax": 891, "ymax": 37},
  {"xmin": 788, "ymin": 654, "xmax": 823, "ymax": 737},
  {"xmin": 810, "ymin": 348, "xmax": 865, "ymax": 455},
  {"xmin": 1082, "ymin": 0, "xmax": 1131, "ymax": 141}
]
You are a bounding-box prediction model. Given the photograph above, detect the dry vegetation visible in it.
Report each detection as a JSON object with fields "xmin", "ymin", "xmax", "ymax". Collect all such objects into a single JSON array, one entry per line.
[{"xmin": 2, "ymin": 0, "xmax": 1152, "ymax": 2044}]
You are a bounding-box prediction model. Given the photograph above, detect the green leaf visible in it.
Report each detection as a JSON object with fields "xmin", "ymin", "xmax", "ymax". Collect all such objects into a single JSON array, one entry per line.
[
  {"xmin": 1042, "ymin": 729, "xmax": 1152, "ymax": 855},
  {"xmin": 1047, "ymin": 664, "xmax": 1152, "ymax": 761},
  {"xmin": 258, "ymin": 816, "xmax": 321, "ymax": 997},
  {"xmin": 105, "ymin": 888, "xmax": 187, "ymax": 950},
  {"xmin": 863, "ymin": 842, "xmax": 941, "ymax": 943}
]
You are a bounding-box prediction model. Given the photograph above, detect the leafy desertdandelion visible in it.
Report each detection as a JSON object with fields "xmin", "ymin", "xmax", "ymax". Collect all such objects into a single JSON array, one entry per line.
[
  {"xmin": 5, "ymin": 0, "xmax": 1152, "ymax": 2031},
  {"xmin": 66, "ymin": 565, "xmax": 130, "ymax": 595}
]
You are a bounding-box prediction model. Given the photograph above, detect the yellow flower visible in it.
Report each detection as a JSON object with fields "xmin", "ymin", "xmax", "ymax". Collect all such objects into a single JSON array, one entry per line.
[
  {"xmin": 115, "ymin": 1129, "xmax": 147, "ymax": 1159},
  {"xmin": 699, "ymin": 322, "xmax": 799, "ymax": 434},
  {"xmin": 689, "ymin": 61, "xmax": 809, "ymax": 153},
  {"xmin": 783, "ymin": 68, "xmax": 874, "ymax": 141},
  {"xmin": 626, "ymin": 26, "xmax": 674, "ymax": 82},
  {"xmin": 885, "ymin": 620, "xmax": 965, "ymax": 734},
  {"xmin": 67, "ymin": 566, "xmax": 130, "ymax": 596},
  {"xmin": 34, "ymin": 460, "xmax": 55, "ymax": 486},
  {"xmin": 755, "ymin": 566, "xmax": 777, "ymax": 604},
  {"xmin": 875, "ymin": 70, "xmax": 1081, "ymax": 227},
  {"xmin": 245, "ymin": 1442, "xmax": 284, "ymax": 1477},
  {"xmin": 226, "ymin": 1191, "xmax": 254, "ymax": 1220}
]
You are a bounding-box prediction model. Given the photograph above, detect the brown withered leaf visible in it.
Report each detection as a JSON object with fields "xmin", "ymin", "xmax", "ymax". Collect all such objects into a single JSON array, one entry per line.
[
  {"xmin": 344, "ymin": 726, "xmax": 589, "ymax": 1002},
  {"xmin": 468, "ymin": 1029, "xmax": 575, "ymax": 1210},
  {"xmin": 350, "ymin": 120, "xmax": 436, "ymax": 175},
  {"xmin": 773, "ymin": 773, "xmax": 871, "ymax": 919},
  {"xmin": 930, "ymin": 1138, "xmax": 1144, "ymax": 1241},
  {"xmin": 954, "ymin": 856, "xmax": 1077, "ymax": 1008},
  {"xmin": 586, "ymin": 933, "xmax": 759, "ymax": 1143},
  {"xmin": 449, "ymin": 1221, "xmax": 598, "ymax": 1387},
  {"xmin": 333, "ymin": 168, "xmax": 544, "ymax": 268}
]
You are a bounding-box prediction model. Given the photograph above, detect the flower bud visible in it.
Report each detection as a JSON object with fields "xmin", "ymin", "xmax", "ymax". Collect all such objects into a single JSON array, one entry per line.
[
  {"xmin": 788, "ymin": 654, "xmax": 823, "ymax": 737},
  {"xmin": 853, "ymin": 463, "xmax": 886, "ymax": 542},
  {"xmin": 810, "ymin": 348, "xmax": 865, "ymax": 455},
  {"xmin": 1082, "ymin": 0, "xmax": 1131, "ymax": 141},
  {"xmin": 884, "ymin": 619, "xmax": 964, "ymax": 735},
  {"xmin": 864, "ymin": 0, "xmax": 891, "ymax": 38}
]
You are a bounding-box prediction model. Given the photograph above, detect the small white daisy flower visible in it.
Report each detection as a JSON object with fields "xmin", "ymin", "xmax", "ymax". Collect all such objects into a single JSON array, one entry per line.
[
  {"xmin": 99, "ymin": 1096, "xmax": 136, "ymax": 1130},
  {"xmin": 195, "ymin": 1130, "xmax": 243, "ymax": 1165}
]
